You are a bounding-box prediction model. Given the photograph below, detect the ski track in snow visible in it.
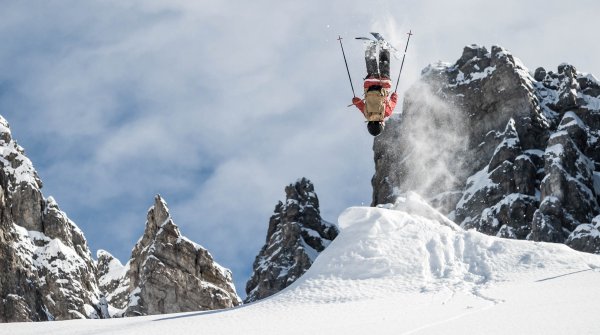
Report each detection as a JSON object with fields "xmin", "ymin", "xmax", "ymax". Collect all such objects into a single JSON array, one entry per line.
[{"xmin": 4, "ymin": 193, "xmax": 600, "ymax": 335}]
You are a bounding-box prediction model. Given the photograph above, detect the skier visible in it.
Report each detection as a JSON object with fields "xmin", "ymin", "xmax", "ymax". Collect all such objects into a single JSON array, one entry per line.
[{"xmin": 351, "ymin": 41, "xmax": 398, "ymax": 136}]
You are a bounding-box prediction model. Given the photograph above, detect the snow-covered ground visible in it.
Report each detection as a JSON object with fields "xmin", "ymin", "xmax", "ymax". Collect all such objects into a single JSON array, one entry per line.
[{"xmin": 5, "ymin": 193, "xmax": 600, "ymax": 335}]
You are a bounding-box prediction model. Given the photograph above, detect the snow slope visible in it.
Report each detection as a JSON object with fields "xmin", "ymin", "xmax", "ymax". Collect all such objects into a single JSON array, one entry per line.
[{"xmin": 4, "ymin": 193, "xmax": 600, "ymax": 334}]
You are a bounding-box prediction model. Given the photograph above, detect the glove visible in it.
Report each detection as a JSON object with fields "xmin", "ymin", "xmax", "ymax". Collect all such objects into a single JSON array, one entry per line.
[
  {"xmin": 352, "ymin": 97, "xmax": 362, "ymax": 105},
  {"xmin": 390, "ymin": 92, "xmax": 398, "ymax": 102}
]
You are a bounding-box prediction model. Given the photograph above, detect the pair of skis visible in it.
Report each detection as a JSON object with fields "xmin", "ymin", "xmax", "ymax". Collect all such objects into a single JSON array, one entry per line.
[
  {"xmin": 337, "ymin": 31, "xmax": 413, "ymax": 96},
  {"xmin": 356, "ymin": 32, "xmax": 402, "ymax": 59}
]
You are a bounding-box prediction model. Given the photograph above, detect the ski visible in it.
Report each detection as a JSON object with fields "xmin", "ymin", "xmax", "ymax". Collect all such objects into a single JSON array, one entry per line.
[{"xmin": 369, "ymin": 32, "xmax": 401, "ymax": 59}]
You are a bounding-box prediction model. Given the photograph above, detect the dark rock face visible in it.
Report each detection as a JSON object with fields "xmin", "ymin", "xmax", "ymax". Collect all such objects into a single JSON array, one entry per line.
[
  {"xmin": 245, "ymin": 178, "xmax": 338, "ymax": 303},
  {"xmin": 124, "ymin": 195, "xmax": 241, "ymax": 316},
  {"xmin": 373, "ymin": 44, "xmax": 600, "ymax": 254},
  {"xmin": 0, "ymin": 116, "xmax": 103, "ymax": 322}
]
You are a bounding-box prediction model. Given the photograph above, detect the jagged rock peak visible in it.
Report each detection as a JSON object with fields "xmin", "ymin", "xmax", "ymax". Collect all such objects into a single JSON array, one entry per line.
[
  {"xmin": 0, "ymin": 115, "xmax": 12, "ymax": 143},
  {"xmin": 0, "ymin": 116, "xmax": 42, "ymax": 192},
  {"xmin": 245, "ymin": 178, "xmax": 339, "ymax": 303},
  {"xmin": 125, "ymin": 195, "xmax": 241, "ymax": 316},
  {"xmin": 372, "ymin": 45, "xmax": 600, "ymax": 255},
  {"xmin": 0, "ymin": 115, "xmax": 102, "ymax": 322}
]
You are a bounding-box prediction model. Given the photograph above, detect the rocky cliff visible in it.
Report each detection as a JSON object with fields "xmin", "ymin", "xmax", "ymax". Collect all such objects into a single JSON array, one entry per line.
[
  {"xmin": 124, "ymin": 195, "xmax": 241, "ymax": 316},
  {"xmin": 0, "ymin": 116, "xmax": 104, "ymax": 322},
  {"xmin": 245, "ymin": 178, "xmax": 339, "ymax": 303},
  {"xmin": 373, "ymin": 44, "xmax": 600, "ymax": 253}
]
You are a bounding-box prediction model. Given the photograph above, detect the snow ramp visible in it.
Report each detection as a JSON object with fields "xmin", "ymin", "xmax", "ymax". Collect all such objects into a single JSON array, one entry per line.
[{"xmin": 274, "ymin": 192, "xmax": 600, "ymax": 304}]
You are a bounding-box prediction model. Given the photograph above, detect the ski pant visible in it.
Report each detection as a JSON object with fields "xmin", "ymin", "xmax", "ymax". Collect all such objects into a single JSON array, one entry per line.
[{"xmin": 365, "ymin": 42, "xmax": 390, "ymax": 78}]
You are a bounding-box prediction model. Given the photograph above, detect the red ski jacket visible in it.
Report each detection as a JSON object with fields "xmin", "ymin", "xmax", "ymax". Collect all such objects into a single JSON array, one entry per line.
[
  {"xmin": 351, "ymin": 76, "xmax": 397, "ymax": 118},
  {"xmin": 352, "ymin": 90, "xmax": 398, "ymax": 118}
]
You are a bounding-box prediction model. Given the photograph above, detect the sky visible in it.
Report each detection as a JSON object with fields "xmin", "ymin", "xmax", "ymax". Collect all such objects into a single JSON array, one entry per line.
[{"xmin": 1, "ymin": 0, "xmax": 600, "ymax": 297}]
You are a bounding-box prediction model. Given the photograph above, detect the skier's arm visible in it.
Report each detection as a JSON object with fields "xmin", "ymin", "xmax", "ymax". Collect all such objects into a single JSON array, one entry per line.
[
  {"xmin": 352, "ymin": 97, "xmax": 365, "ymax": 113},
  {"xmin": 385, "ymin": 92, "xmax": 398, "ymax": 117}
]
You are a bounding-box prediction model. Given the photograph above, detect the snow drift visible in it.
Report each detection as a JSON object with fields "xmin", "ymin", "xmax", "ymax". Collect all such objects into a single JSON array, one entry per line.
[{"xmin": 5, "ymin": 193, "xmax": 600, "ymax": 334}]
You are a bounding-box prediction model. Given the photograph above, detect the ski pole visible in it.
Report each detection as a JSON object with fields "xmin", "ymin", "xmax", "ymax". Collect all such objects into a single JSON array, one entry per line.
[
  {"xmin": 394, "ymin": 30, "xmax": 413, "ymax": 93},
  {"xmin": 337, "ymin": 35, "xmax": 356, "ymax": 97}
]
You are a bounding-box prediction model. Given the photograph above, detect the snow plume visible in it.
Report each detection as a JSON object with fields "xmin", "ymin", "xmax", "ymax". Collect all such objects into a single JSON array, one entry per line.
[
  {"xmin": 371, "ymin": 15, "xmax": 403, "ymax": 52},
  {"xmin": 394, "ymin": 81, "xmax": 470, "ymax": 198}
]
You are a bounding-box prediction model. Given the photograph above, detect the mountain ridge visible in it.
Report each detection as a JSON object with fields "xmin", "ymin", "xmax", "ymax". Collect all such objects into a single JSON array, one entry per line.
[
  {"xmin": 0, "ymin": 116, "xmax": 240, "ymax": 322},
  {"xmin": 373, "ymin": 44, "xmax": 600, "ymax": 254}
]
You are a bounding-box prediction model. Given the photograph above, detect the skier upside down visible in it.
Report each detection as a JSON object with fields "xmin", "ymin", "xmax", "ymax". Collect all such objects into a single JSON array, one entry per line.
[
  {"xmin": 351, "ymin": 41, "xmax": 398, "ymax": 136},
  {"xmin": 338, "ymin": 31, "xmax": 412, "ymax": 136}
]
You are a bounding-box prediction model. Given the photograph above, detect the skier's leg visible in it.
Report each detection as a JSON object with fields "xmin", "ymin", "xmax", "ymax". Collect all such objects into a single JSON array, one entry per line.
[
  {"xmin": 379, "ymin": 47, "xmax": 390, "ymax": 79},
  {"xmin": 365, "ymin": 41, "xmax": 378, "ymax": 77}
]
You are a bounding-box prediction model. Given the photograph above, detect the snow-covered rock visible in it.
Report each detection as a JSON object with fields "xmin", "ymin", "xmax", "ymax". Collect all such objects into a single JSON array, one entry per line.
[
  {"xmin": 96, "ymin": 249, "xmax": 130, "ymax": 313},
  {"xmin": 245, "ymin": 178, "xmax": 338, "ymax": 303},
  {"xmin": 0, "ymin": 116, "xmax": 103, "ymax": 322},
  {"xmin": 373, "ymin": 44, "xmax": 600, "ymax": 254},
  {"xmin": 124, "ymin": 195, "xmax": 241, "ymax": 316}
]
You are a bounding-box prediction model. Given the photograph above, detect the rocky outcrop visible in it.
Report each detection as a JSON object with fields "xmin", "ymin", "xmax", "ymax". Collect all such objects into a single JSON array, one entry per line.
[
  {"xmin": 96, "ymin": 250, "xmax": 130, "ymax": 313},
  {"xmin": 245, "ymin": 178, "xmax": 338, "ymax": 303},
  {"xmin": 373, "ymin": 45, "xmax": 600, "ymax": 254},
  {"xmin": 0, "ymin": 116, "xmax": 103, "ymax": 322},
  {"xmin": 124, "ymin": 195, "xmax": 241, "ymax": 316}
]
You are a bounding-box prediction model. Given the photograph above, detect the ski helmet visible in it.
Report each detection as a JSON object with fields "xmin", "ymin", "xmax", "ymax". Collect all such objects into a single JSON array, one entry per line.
[{"xmin": 367, "ymin": 121, "xmax": 384, "ymax": 136}]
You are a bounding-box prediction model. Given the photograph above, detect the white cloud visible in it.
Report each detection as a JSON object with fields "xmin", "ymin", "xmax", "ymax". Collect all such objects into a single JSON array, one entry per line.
[{"xmin": 2, "ymin": 0, "xmax": 600, "ymax": 296}]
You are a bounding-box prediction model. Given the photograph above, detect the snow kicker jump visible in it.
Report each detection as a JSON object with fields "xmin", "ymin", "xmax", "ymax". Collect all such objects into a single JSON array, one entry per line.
[{"xmin": 338, "ymin": 31, "xmax": 413, "ymax": 136}]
